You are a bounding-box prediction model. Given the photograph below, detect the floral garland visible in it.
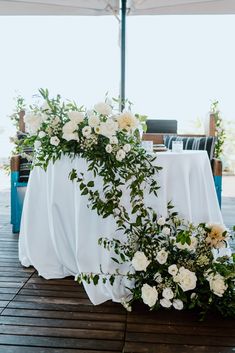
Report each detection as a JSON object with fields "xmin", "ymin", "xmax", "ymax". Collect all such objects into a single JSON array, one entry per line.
[{"xmin": 20, "ymin": 89, "xmax": 235, "ymax": 318}]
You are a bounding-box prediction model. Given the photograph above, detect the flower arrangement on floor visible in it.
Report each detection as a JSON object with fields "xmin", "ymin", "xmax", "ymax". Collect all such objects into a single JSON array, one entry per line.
[{"xmin": 20, "ymin": 89, "xmax": 235, "ymax": 318}]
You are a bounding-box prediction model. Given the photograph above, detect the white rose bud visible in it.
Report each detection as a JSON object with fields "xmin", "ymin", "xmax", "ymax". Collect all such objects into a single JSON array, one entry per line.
[
  {"xmin": 173, "ymin": 299, "xmax": 184, "ymax": 310},
  {"xmin": 34, "ymin": 140, "xmax": 41, "ymax": 149},
  {"xmin": 105, "ymin": 144, "xmax": 112, "ymax": 153},
  {"xmin": 162, "ymin": 287, "xmax": 174, "ymax": 300},
  {"xmin": 168, "ymin": 264, "xmax": 178, "ymax": 276},
  {"xmin": 123, "ymin": 144, "xmax": 131, "ymax": 153},
  {"xmin": 156, "ymin": 249, "xmax": 168, "ymax": 264},
  {"xmin": 116, "ymin": 149, "xmax": 126, "ymax": 162},
  {"xmin": 38, "ymin": 131, "xmax": 46, "ymax": 138},
  {"xmin": 162, "ymin": 227, "xmax": 171, "ymax": 236},
  {"xmin": 94, "ymin": 102, "xmax": 112, "ymax": 116},
  {"xmin": 160, "ymin": 298, "xmax": 172, "ymax": 308},
  {"xmin": 88, "ymin": 115, "xmax": 100, "ymax": 128},
  {"xmin": 157, "ymin": 217, "xmax": 165, "ymax": 226},
  {"xmin": 154, "ymin": 272, "xmax": 163, "ymax": 283},
  {"xmin": 50, "ymin": 136, "xmax": 60, "ymax": 146},
  {"xmin": 109, "ymin": 136, "xmax": 118, "ymax": 145},
  {"xmin": 82, "ymin": 126, "xmax": 92, "ymax": 138}
]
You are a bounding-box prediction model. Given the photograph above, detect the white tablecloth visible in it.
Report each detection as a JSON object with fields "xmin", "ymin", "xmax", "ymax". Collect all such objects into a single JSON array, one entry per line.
[{"xmin": 19, "ymin": 151, "xmax": 223, "ymax": 304}]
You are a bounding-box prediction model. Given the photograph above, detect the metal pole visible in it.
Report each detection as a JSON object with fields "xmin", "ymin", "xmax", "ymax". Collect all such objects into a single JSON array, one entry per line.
[{"xmin": 120, "ymin": 0, "xmax": 127, "ymax": 111}]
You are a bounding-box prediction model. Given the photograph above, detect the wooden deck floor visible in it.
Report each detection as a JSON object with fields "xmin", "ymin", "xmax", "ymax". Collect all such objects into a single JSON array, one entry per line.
[{"xmin": 0, "ymin": 212, "xmax": 235, "ymax": 352}]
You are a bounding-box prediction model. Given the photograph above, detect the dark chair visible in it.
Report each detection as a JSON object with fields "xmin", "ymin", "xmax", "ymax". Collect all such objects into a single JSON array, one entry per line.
[{"xmin": 146, "ymin": 119, "xmax": 178, "ymax": 134}]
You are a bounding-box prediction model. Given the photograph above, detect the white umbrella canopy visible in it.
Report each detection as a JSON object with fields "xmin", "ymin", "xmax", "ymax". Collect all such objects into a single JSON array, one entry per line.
[{"xmin": 1, "ymin": 0, "xmax": 235, "ymax": 15}]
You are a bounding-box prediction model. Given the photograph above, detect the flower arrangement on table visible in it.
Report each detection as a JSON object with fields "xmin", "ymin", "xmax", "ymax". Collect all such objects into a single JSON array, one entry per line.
[{"xmin": 20, "ymin": 89, "xmax": 235, "ymax": 318}]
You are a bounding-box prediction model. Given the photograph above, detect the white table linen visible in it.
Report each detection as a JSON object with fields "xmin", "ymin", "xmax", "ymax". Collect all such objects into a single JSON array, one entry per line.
[{"xmin": 19, "ymin": 151, "xmax": 222, "ymax": 305}]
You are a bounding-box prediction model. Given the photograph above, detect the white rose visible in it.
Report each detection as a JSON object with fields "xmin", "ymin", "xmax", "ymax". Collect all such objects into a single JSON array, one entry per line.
[
  {"xmin": 94, "ymin": 102, "xmax": 112, "ymax": 116},
  {"xmin": 50, "ymin": 136, "xmax": 60, "ymax": 146},
  {"xmin": 68, "ymin": 111, "xmax": 84, "ymax": 124},
  {"xmin": 62, "ymin": 121, "xmax": 79, "ymax": 141},
  {"xmin": 106, "ymin": 144, "xmax": 112, "ymax": 153},
  {"xmin": 168, "ymin": 264, "xmax": 178, "ymax": 276},
  {"xmin": 154, "ymin": 272, "xmax": 163, "ymax": 283},
  {"xmin": 162, "ymin": 287, "xmax": 174, "ymax": 300},
  {"xmin": 141, "ymin": 283, "xmax": 158, "ymax": 307},
  {"xmin": 88, "ymin": 115, "xmax": 100, "ymax": 128},
  {"xmin": 34, "ymin": 140, "xmax": 41, "ymax": 149},
  {"xmin": 156, "ymin": 249, "xmax": 168, "ymax": 264},
  {"xmin": 160, "ymin": 298, "xmax": 172, "ymax": 308},
  {"xmin": 117, "ymin": 111, "xmax": 139, "ymax": 132},
  {"xmin": 109, "ymin": 136, "xmax": 118, "ymax": 145},
  {"xmin": 100, "ymin": 120, "xmax": 118, "ymax": 138},
  {"xmin": 82, "ymin": 126, "xmax": 92, "ymax": 138},
  {"xmin": 162, "ymin": 227, "xmax": 171, "ymax": 236},
  {"xmin": 157, "ymin": 217, "xmax": 165, "ymax": 226},
  {"xmin": 123, "ymin": 144, "xmax": 131, "ymax": 153},
  {"xmin": 131, "ymin": 251, "xmax": 150, "ymax": 272},
  {"xmin": 24, "ymin": 113, "xmax": 43, "ymax": 135},
  {"xmin": 177, "ymin": 267, "xmax": 197, "ymax": 292},
  {"xmin": 209, "ymin": 273, "xmax": 228, "ymax": 297},
  {"xmin": 173, "ymin": 299, "xmax": 184, "ymax": 310},
  {"xmin": 38, "ymin": 131, "xmax": 46, "ymax": 138},
  {"xmin": 116, "ymin": 149, "xmax": 126, "ymax": 162}
]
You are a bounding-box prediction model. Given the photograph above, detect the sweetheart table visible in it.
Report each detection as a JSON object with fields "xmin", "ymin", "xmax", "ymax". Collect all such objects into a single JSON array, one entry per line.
[{"xmin": 19, "ymin": 150, "xmax": 223, "ymax": 305}]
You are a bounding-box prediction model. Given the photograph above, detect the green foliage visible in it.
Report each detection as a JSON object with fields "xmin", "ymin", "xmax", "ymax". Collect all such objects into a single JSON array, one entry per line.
[{"xmin": 210, "ymin": 100, "xmax": 226, "ymax": 159}]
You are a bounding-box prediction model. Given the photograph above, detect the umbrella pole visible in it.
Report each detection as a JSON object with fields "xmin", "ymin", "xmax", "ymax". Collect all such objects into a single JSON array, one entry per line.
[{"xmin": 120, "ymin": 0, "xmax": 127, "ymax": 111}]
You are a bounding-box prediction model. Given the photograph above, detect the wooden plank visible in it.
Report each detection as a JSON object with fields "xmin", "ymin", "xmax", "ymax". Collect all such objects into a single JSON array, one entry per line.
[
  {"xmin": 0, "ymin": 282, "xmax": 25, "ymax": 288},
  {"xmin": 2, "ymin": 308, "xmax": 125, "ymax": 322},
  {"xmin": 124, "ymin": 342, "xmax": 235, "ymax": 353},
  {"xmin": 7, "ymin": 301, "xmax": 125, "ymax": 314},
  {"xmin": 0, "ymin": 272, "xmax": 32, "ymax": 278},
  {"xmin": 127, "ymin": 308, "xmax": 235, "ymax": 328},
  {"xmin": 19, "ymin": 289, "xmax": 89, "ymax": 298},
  {"xmin": 0, "ymin": 316, "xmax": 125, "ymax": 331},
  {"xmin": 24, "ymin": 283, "xmax": 85, "ymax": 291},
  {"xmin": 0, "ymin": 346, "xmax": 120, "ymax": 353},
  {"xmin": 0, "ymin": 335, "xmax": 123, "ymax": 351},
  {"xmin": 0, "ymin": 287, "xmax": 19, "ymax": 294},
  {"xmin": 125, "ymin": 332, "xmax": 235, "ymax": 346},
  {"xmin": 127, "ymin": 322, "xmax": 235, "ymax": 337},
  {"xmin": 13, "ymin": 295, "xmax": 93, "ymax": 306}
]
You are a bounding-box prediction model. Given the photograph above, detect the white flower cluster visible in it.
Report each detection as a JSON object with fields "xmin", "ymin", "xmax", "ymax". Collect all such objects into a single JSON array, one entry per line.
[
  {"xmin": 26, "ymin": 97, "xmax": 141, "ymax": 163},
  {"xmin": 129, "ymin": 217, "xmax": 232, "ymax": 312}
]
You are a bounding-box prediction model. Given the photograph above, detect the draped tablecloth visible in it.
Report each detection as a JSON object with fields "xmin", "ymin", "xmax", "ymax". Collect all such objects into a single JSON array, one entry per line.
[{"xmin": 19, "ymin": 151, "xmax": 223, "ymax": 305}]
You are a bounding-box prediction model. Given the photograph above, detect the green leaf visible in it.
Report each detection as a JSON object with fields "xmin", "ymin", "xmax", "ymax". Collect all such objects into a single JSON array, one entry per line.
[
  {"xmin": 93, "ymin": 274, "xmax": 99, "ymax": 285},
  {"xmin": 87, "ymin": 181, "xmax": 94, "ymax": 188}
]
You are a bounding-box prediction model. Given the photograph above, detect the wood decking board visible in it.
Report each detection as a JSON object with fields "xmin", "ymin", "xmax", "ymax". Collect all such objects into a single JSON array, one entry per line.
[{"xmin": 0, "ymin": 221, "xmax": 235, "ymax": 352}]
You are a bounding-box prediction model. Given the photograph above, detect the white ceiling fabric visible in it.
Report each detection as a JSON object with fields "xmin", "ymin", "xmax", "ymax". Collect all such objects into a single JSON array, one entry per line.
[
  {"xmin": 0, "ymin": 0, "xmax": 119, "ymax": 15},
  {"xmin": 128, "ymin": 0, "xmax": 235, "ymax": 15},
  {"xmin": 0, "ymin": 0, "xmax": 235, "ymax": 15}
]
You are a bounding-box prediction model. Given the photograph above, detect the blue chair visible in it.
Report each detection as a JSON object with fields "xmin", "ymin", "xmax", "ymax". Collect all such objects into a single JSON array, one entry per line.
[{"xmin": 11, "ymin": 149, "xmax": 32, "ymax": 233}]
